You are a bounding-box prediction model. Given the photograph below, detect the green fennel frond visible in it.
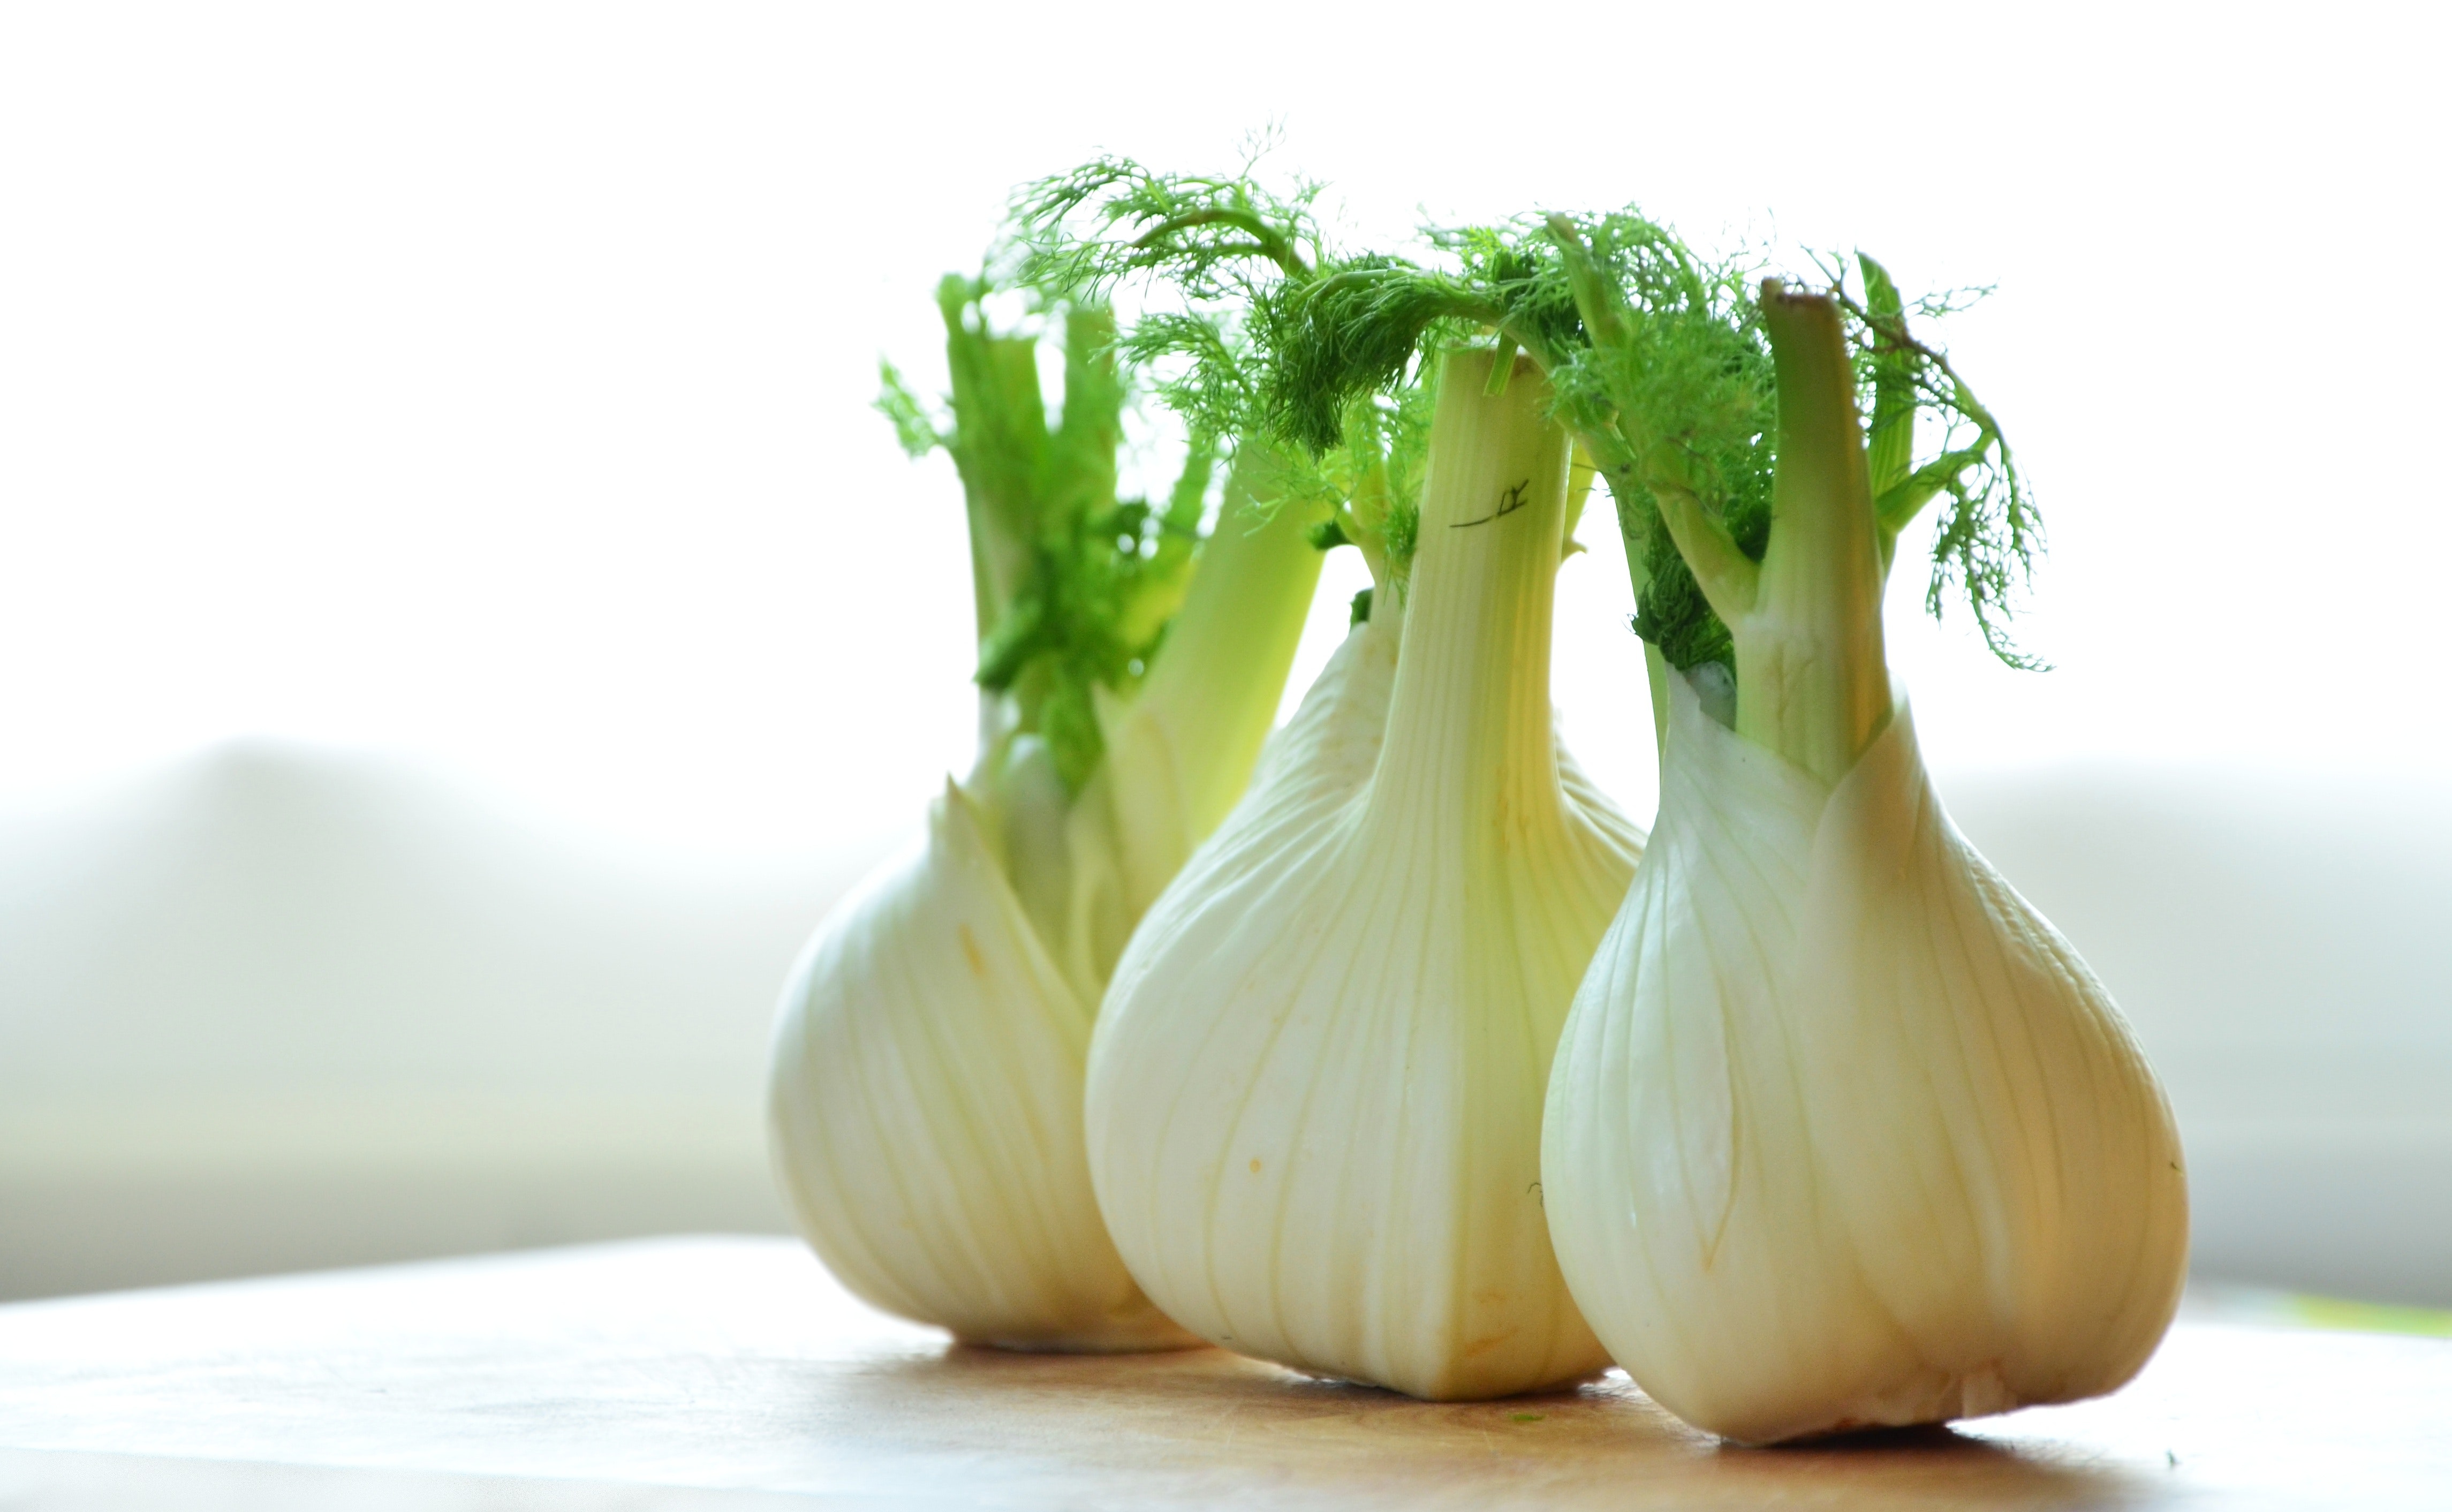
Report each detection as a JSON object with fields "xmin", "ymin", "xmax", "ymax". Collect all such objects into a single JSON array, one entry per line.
[
  {"xmin": 1115, "ymin": 309, "xmax": 1255, "ymax": 447},
  {"xmin": 1824, "ymin": 252, "xmax": 2044, "ymax": 670},
  {"xmin": 1016, "ymin": 156, "xmax": 1440, "ymax": 586},
  {"xmin": 1269, "ymin": 208, "xmax": 2045, "ymax": 676},
  {"xmin": 1527, "ymin": 212, "xmax": 1776, "ymax": 674},
  {"xmin": 1027, "ymin": 161, "xmax": 2047, "ymax": 675},
  {"xmin": 1012, "ymin": 151, "xmax": 1323, "ymax": 301},
  {"xmin": 875, "ymin": 359, "xmax": 944, "ymax": 458},
  {"xmin": 1244, "ymin": 255, "xmax": 1498, "ymax": 457},
  {"xmin": 1243, "ymin": 209, "xmax": 1774, "ymax": 673}
]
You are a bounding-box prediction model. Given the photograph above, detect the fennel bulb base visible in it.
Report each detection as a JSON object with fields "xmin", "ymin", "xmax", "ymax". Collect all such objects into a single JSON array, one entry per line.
[
  {"xmin": 768, "ymin": 781, "xmax": 1198, "ymax": 1356},
  {"xmin": 1543, "ymin": 672, "xmax": 2188, "ymax": 1445},
  {"xmin": 952, "ymin": 1304, "xmax": 1203, "ymax": 1356}
]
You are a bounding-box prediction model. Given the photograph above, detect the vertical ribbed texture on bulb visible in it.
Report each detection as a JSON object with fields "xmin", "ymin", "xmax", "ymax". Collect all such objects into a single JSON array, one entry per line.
[
  {"xmin": 768, "ymin": 781, "xmax": 1198, "ymax": 1353},
  {"xmin": 1086, "ymin": 352, "xmax": 1644, "ymax": 1401},
  {"xmin": 1542, "ymin": 673, "xmax": 2188, "ymax": 1443}
]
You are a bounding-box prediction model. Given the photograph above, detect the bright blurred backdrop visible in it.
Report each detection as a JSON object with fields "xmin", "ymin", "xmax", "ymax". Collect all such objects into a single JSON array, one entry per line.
[{"xmin": 2, "ymin": 2, "xmax": 2447, "ymax": 1304}]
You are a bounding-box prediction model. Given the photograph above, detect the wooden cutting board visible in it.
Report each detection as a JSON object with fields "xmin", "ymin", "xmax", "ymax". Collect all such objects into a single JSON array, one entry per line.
[{"xmin": 1, "ymin": 1236, "xmax": 2445, "ymax": 1509}]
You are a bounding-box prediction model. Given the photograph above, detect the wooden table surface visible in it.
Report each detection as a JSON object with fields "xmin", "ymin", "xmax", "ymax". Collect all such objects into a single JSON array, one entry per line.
[{"xmin": 1, "ymin": 1237, "xmax": 2446, "ymax": 1510}]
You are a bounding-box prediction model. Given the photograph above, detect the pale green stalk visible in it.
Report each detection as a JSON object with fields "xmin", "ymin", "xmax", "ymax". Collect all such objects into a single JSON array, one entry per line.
[
  {"xmin": 1658, "ymin": 284, "xmax": 1892, "ymax": 782},
  {"xmin": 1132, "ymin": 444, "xmax": 1328, "ymax": 838}
]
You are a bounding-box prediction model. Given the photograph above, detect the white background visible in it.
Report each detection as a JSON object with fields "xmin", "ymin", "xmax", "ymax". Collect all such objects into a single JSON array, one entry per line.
[
  {"xmin": 3, "ymin": 3, "xmax": 2448, "ymax": 1302},
  {"xmin": 5, "ymin": 2, "xmax": 2445, "ymax": 845}
]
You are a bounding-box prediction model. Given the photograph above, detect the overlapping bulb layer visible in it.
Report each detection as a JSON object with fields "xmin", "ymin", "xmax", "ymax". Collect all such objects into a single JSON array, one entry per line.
[
  {"xmin": 1543, "ymin": 672, "xmax": 2189, "ymax": 1443},
  {"xmin": 1085, "ymin": 355, "xmax": 1644, "ymax": 1400},
  {"xmin": 768, "ymin": 466, "xmax": 1320, "ymax": 1353},
  {"xmin": 765, "ymin": 745, "xmax": 1197, "ymax": 1343},
  {"xmin": 768, "ymin": 773, "xmax": 1193, "ymax": 1350}
]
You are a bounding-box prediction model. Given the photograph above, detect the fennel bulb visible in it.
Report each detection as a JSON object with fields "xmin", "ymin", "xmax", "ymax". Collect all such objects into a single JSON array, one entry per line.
[
  {"xmin": 1033, "ymin": 165, "xmax": 2190, "ymax": 1426},
  {"xmin": 767, "ymin": 280, "xmax": 1322, "ymax": 1351},
  {"xmin": 1084, "ymin": 351, "xmax": 1644, "ymax": 1400},
  {"xmin": 1539, "ymin": 282, "xmax": 2188, "ymax": 1442}
]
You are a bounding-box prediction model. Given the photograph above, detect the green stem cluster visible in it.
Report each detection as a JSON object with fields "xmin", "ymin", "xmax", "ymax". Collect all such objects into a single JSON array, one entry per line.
[
  {"xmin": 1490, "ymin": 229, "xmax": 2027, "ymax": 779},
  {"xmin": 1128, "ymin": 453, "xmax": 1326, "ymax": 839},
  {"xmin": 1666, "ymin": 285, "xmax": 1892, "ymax": 783},
  {"xmin": 883, "ymin": 275, "xmax": 1210, "ymax": 797},
  {"xmin": 1005, "ymin": 158, "xmax": 2034, "ymax": 788}
]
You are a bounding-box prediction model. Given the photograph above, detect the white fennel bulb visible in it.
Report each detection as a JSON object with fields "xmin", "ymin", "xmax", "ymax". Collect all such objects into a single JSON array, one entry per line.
[
  {"xmin": 1539, "ymin": 275, "xmax": 2188, "ymax": 1442},
  {"xmin": 768, "ymin": 283, "xmax": 1321, "ymax": 1351},
  {"xmin": 1545, "ymin": 672, "xmax": 2187, "ymax": 1441},
  {"xmin": 1085, "ymin": 351, "xmax": 1644, "ymax": 1400},
  {"xmin": 769, "ymin": 776, "xmax": 1172, "ymax": 1349}
]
